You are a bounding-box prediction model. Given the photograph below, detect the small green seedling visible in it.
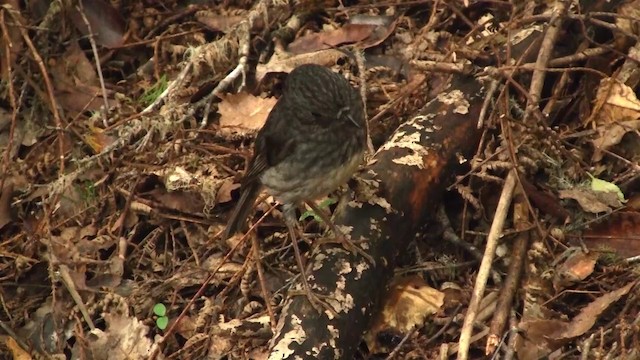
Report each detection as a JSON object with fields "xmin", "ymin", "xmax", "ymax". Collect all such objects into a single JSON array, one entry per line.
[
  {"xmin": 299, "ymin": 198, "xmax": 337, "ymax": 222},
  {"xmin": 140, "ymin": 75, "xmax": 168, "ymax": 106},
  {"xmin": 79, "ymin": 180, "xmax": 97, "ymax": 203},
  {"xmin": 153, "ymin": 303, "xmax": 168, "ymax": 330}
]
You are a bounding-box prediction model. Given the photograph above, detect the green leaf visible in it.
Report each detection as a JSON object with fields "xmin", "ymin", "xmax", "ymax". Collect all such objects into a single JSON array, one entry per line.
[
  {"xmin": 588, "ymin": 173, "xmax": 626, "ymax": 202},
  {"xmin": 139, "ymin": 75, "xmax": 168, "ymax": 106},
  {"xmin": 299, "ymin": 198, "xmax": 337, "ymax": 222},
  {"xmin": 298, "ymin": 209, "xmax": 320, "ymax": 222},
  {"xmin": 153, "ymin": 303, "xmax": 166, "ymax": 317},
  {"xmin": 156, "ymin": 316, "xmax": 169, "ymax": 330}
]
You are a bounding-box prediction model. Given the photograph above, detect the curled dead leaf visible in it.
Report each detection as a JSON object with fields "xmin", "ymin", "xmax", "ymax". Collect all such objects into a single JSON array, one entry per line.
[
  {"xmin": 70, "ymin": 0, "xmax": 126, "ymax": 48},
  {"xmin": 558, "ymin": 281, "xmax": 636, "ymax": 340},
  {"xmin": 553, "ymin": 249, "xmax": 598, "ymax": 291},
  {"xmin": 590, "ymin": 78, "xmax": 640, "ymax": 161},
  {"xmin": 558, "ymin": 187, "xmax": 623, "ymax": 214},
  {"xmin": 364, "ymin": 276, "xmax": 444, "ymax": 353},
  {"xmin": 196, "ymin": 11, "xmax": 244, "ymax": 33},
  {"xmin": 255, "ymin": 49, "xmax": 346, "ymax": 83},
  {"xmin": 288, "ymin": 24, "xmax": 376, "ymax": 54},
  {"xmin": 218, "ymin": 93, "xmax": 277, "ymax": 136}
]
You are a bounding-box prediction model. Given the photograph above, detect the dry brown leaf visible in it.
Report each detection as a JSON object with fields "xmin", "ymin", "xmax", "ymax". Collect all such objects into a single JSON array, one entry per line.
[
  {"xmin": 164, "ymin": 256, "xmax": 244, "ymax": 289},
  {"xmin": 85, "ymin": 125, "xmax": 116, "ymax": 153},
  {"xmin": 163, "ymin": 166, "xmax": 197, "ymax": 191},
  {"xmin": 590, "ymin": 78, "xmax": 640, "ymax": 161},
  {"xmin": 54, "ymin": 184, "xmax": 91, "ymax": 219},
  {"xmin": 1, "ymin": 0, "xmax": 25, "ymax": 82},
  {"xmin": 144, "ymin": 168, "xmax": 206, "ymax": 213},
  {"xmin": 61, "ymin": 42, "xmax": 98, "ymax": 85},
  {"xmin": 3, "ymin": 336, "xmax": 32, "ymax": 360},
  {"xmin": 553, "ymin": 250, "xmax": 598, "ymax": 290},
  {"xmin": 208, "ymin": 333, "xmax": 234, "ymax": 359},
  {"xmin": 196, "ymin": 12, "xmax": 244, "ymax": 32},
  {"xmin": 354, "ymin": 16, "xmax": 398, "ymax": 49},
  {"xmin": 0, "ymin": 108, "xmax": 29, "ymax": 160},
  {"xmin": 558, "ymin": 281, "xmax": 636, "ymax": 339},
  {"xmin": 521, "ymin": 178, "xmax": 571, "ymax": 222},
  {"xmin": 18, "ymin": 303, "xmax": 67, "ymax": 353},
  {"xmin": 515, "ymin": 282, "xmax": 635, "ymax": 360},
  {"xmin": 515, "ymin": 319, "xmax": 569, "ymax": 360},
  {"xmin": 592, "ymin": 119, "xmax": 640, "ymax": 160},
  {"xmin": 0, "ymin": 108, "xmax": 48, "ymax": 150},
  {"xmin": 616, "ymin": 0, "xmax": 640, "ymax": 37},
  {"xmin": 216, "ymin": 178, "xmax": 240, "ymax": 204},
  {"xmin": 172, "ymin": 315, "xmax": 198, "ymax": 339},
  {"xmin": 218, "ymin": 93, "xmax": 277, "ymax": 136},
  {"xmin": 365, "ymin": 276, "xmax": 444, "ymax": 353},
  {"xmin": 288, "ymin": 15, "xmax": 397, "ymax": 54},
  {"xmin": 72, "ymin": 311, "xmax": 153, "ymax": 360},
  {"xmin": 208, "ymin": 317, "xmax": 270, "ymax": 358},
  {"xmin": 583, "ymin": 212, "xmax": 640, "ymax": 257},
  {"xmin": 76, "ymin": 231, "xmax": 117, "ymax": 256},
  {"xmin": 70, "ymin": 0, "xmax": 126, "ymax": 48},
  {"xmin": 0, "ymin": 181, "xmax": 14, "ymax": 230},
  {"xmin": 56, "ymin": 84, "xmax": 117, "ymax": 115},
  {"xmin": 288, "ymin": 24, "xmax": 376, "ymax": 54},
  {"xmin": 0, "ymin": 107, "xmax": 10, "ymax": 132},
  {"xmin": 558, "ymin": 187, "xmax": 623, "ymax": 214},
  {"xmin": 255, "ymin": 49, "xmax": 346, "ymax": 83},
  {"xmin": 440, "ymin": 282, "xmax": 465, "ymax": 309},
  {"xmin": 48, "ymin": 43, "xmax": 117, "ymax": 115},
  {"xmin": 152, "ymin": 190, "xmax": 206, "ymax": 214}
]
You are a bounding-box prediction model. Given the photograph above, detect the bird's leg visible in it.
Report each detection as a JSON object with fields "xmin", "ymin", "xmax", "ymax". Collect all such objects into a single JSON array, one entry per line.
[
  {"xmin": 305, "ymin": 201, "xmax": 374, "ymax": 265},
  {"xmin": 283, "ymin": 204, "xmax": 337, "ymax": 315}
]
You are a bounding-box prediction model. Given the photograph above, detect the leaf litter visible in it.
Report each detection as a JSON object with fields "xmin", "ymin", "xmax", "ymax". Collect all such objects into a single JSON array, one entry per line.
[{"xmin": 1, "ymin": 0, "xmax": 640, "ymax": 359}]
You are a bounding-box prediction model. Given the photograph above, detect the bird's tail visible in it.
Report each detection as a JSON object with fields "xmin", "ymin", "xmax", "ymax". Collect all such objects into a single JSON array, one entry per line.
[{"xmin": 222, "ymin": 182, "xmax": 261, "ymax": 240}]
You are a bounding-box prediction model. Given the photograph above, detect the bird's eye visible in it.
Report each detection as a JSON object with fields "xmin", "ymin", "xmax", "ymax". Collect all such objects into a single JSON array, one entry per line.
[
  {"xmin": 336, "ymin": 107, "xmax": 349, "ymax": 120},
  {"xmin": 337, "ymin": 107, "xmax": 360, "ymax": 128}
]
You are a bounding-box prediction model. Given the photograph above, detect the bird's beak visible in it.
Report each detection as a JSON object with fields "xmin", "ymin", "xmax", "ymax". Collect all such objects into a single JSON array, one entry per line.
[{"xmin": 347, "ymin": 114, "xmax": 360, "ymax": 128}]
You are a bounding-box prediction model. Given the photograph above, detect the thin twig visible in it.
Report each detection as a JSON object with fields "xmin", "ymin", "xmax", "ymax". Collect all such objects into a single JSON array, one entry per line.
[
  {"xmin": 6, "ymin": 5, "xmax": 65, "ymax": 174},
  {"xmin": 384, "ymin": 327, "xmax": 417, "ymax": 360},
  {"xmin": 477, "ymin": 79, "xmax": 499, "ymax": 129},
  {"xmin": 457, "ymin": 169, "xmax": 517, "ymax": 360},
  {"xmin": 525, "ymin": 0, "xmax": 569, "ymax": 120},
  {"xmin": 426, "ymin": 304, "xmax": 463, "ymax": 345},
  {"xmin": 486, "ymin": 188, "xmax": 529, "ymax": 356},
  {"xmin": 0, "ymin": 8, "xmax": 18, "ymax": 194},
  {"xmin": 353, "ymin": 49, "xmax": 374, "ymax": 154},
  {"xmin": 0, "ymin": 320, "xmax": 30, "ymax": 354},
  {"xmin": 142, "ymin": 53, "xmax": 194, "ymax": 114},
  {"xmin": 58, "ymin": 264, "xmax": 96, "ymax": 330},
  {"xmin": 251, "ymin": 234, "xmax": 277, "ymax": 329},
  {"xmin": 77, "ymin": 0, "xmax": 110, "ymax": 127}
]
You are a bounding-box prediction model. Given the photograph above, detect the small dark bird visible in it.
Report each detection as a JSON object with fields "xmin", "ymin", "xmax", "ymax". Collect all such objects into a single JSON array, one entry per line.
[{"xmin": 222, "ymin": 63, "xmax": 370, "ymax": 310}]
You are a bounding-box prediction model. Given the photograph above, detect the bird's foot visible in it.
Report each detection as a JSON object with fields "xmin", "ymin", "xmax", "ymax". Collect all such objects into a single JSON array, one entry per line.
[
  {"xmin": 289, "ymin": 285, "xmax": 338, "ymax": 316},
  {"xmin": 317, "ymin": 233, "xmax": 375, "ymax": 266}
]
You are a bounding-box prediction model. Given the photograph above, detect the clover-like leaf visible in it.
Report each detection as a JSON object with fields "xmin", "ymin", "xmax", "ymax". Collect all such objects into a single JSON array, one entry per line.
[
  {"xmin": 153, "ymin": 303, "xmax": 167, "ymax": 317},
  {"xmin": 156, "ymin": 316, "xmax": 169, "ymax": 330}
]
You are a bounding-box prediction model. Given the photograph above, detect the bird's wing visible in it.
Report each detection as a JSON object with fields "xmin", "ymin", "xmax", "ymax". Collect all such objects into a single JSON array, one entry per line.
[{"xmin": 241, "ymin": 99, "xmax": 298, "ymax": 185}]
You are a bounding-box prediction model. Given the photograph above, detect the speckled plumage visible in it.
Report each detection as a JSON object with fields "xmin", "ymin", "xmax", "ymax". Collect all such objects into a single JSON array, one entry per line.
[{"xmin": 222, "ymin": 64, "xmax": 366, "ymax": 240}]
